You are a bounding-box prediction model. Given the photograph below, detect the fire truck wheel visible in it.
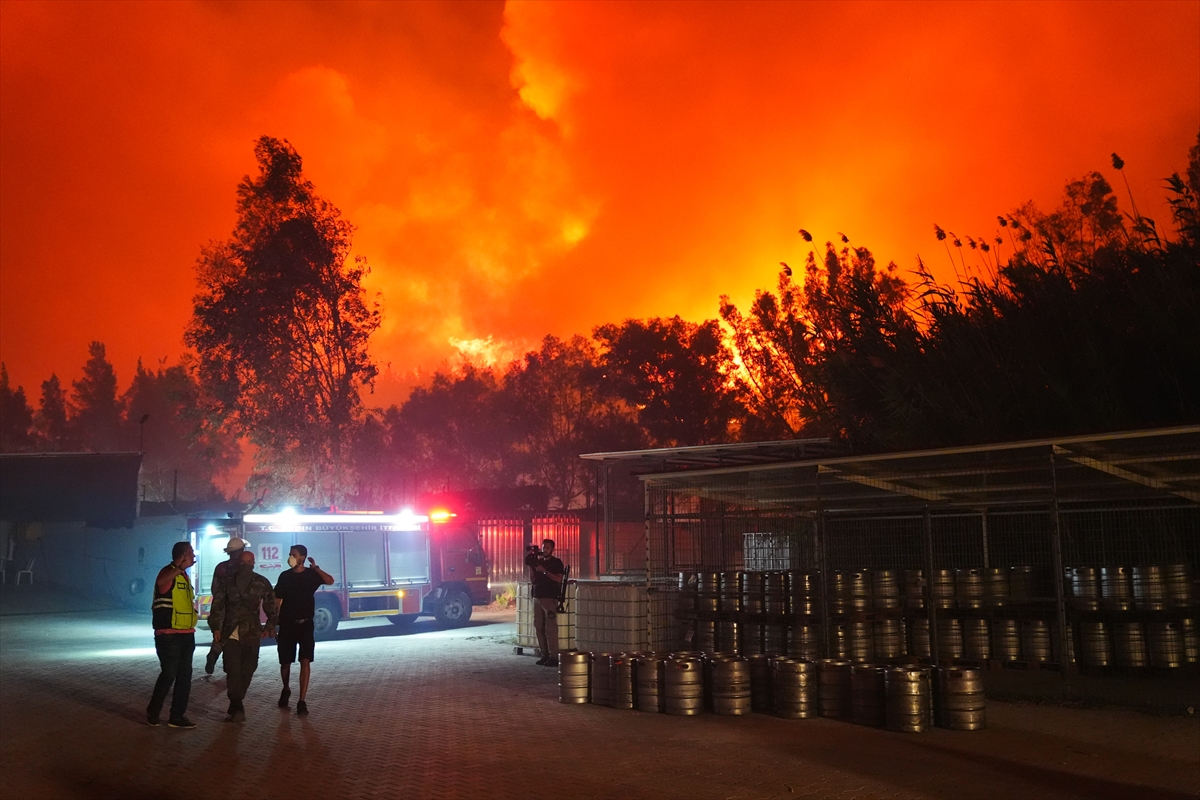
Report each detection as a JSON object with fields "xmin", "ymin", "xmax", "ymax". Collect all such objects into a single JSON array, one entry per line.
[
  {"xmin": 434, "ymin": 590, "xmax": 473, "ymax": 627},
  {"xmin": 313, "ymin": 603, "xmax": 339, "ymax": 639},
  {"xmin": 388, "ymin": 614, "xmax": 418, "ymax": 628}
]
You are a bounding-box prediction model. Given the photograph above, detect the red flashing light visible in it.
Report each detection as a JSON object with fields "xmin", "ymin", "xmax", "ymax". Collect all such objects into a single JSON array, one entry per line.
[{"xmin": 429, "ymin": 509, "xmax": 456, "ymax": 523}]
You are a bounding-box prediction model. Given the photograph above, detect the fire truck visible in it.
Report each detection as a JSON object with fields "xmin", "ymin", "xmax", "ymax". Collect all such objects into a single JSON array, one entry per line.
[{"xmin": 188, "ymin": 508, "xmax": 491, "ymax": 638}]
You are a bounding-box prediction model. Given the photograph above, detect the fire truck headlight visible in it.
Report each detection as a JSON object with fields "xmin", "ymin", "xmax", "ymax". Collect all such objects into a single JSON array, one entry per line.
[{"xmin": 396, "ymin": 590, "xmax": 405, "ymax": 598}]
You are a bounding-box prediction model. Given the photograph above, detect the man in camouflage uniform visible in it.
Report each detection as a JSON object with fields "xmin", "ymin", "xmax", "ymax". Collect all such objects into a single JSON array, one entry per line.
[{"xmin": 210, "ymin": 549, "xmax": 278, "ymax": 722}]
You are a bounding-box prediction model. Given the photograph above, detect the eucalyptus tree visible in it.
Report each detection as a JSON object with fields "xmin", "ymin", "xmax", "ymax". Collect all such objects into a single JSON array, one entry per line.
[{"xmin": 187, "ymin": 137, "xmax": 379, "ymax": 504}]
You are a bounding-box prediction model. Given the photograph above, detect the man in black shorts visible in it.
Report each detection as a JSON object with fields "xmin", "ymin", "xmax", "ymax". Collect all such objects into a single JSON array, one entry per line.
[{"xmin": 274, "ymin": 544, "xmax": 334, "ymax": 715}]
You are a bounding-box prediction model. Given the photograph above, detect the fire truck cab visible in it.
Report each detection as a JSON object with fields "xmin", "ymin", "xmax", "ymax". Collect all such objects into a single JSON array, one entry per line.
[{"xmin": 189, "ymin": 509, "xmax": 490, "ymax": 638}]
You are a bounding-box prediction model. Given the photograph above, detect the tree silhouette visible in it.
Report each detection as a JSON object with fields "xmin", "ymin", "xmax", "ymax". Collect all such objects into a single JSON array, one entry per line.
[
  {"xmin": 385, "ymin": 366, "xmax": 514, "ymax": 495},
  {"xmin": 594, "ymin": 316, "xmax": 740, "ymax": 447},
  {"xmin": 720, "ymin": 241, "xmax": 918, "ymax": 447},
  {"xmin": 0, "ymin": 365, "xmax": 35, "ymax": 452},
  {"xmin": 120, "ymin": 359, "xmax": 240, "ymax": 501},
  {"xmin": 501, "ymin": 335, "xmax": 640, "ymax": 509},
  {"xmin": 186, "ymin": 136, "xmax": 380, "ymax": 505},
  {"xmin": 34, "ymin": 374, "xmax": 73, "ymax": 451},
  {"xmin": 719, "ymin": 134, "xmax": 1200, "ymax": 451},
  {"xmin": 70, "ymin": 341, "xmax": 121, "ymax": 452}
]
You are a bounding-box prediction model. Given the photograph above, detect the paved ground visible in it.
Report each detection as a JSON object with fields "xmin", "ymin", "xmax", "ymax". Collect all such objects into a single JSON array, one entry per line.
[{"xmin": 1, "ymin": 598, "xmax": 1198, "ymax": 800}]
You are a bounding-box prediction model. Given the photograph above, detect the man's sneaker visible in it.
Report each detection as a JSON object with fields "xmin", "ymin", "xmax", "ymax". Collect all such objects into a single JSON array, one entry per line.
[
  {"xmin": 146, "ymin": 715, "xmax": 161, "ymax": 727},
  {"xmin": 535, "ymin": 657, "xmax": 548, "ymax": 666},
  {"xmin": 167, "ymin": 717, "xmax": 196, "ymax": 729},
  {"xmin": 278, "ymin": 688, "xmax": 291, "ymax": 708},
  {"xmin": 204, "ymin": 650, "xmax": 219, "ymax": 675},
  {"xmin": 541, "ymin": 659, "xmax": 558, "ymax": 667},
  {"xmin": 296, "ymin": 700, "xmax": 308, "ymax": 716}
]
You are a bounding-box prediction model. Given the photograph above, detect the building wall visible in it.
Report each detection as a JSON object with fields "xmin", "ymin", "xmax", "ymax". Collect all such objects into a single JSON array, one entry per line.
[{"xmin": 32, "ymin": 516, "xmax": 188, "ymax": 611}]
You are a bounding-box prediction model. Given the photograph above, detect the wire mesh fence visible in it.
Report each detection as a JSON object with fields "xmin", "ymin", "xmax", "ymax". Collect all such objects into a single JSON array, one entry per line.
[{"xmin": 630, "ymin": 432, "xmax": 1200, "ymax": 679}]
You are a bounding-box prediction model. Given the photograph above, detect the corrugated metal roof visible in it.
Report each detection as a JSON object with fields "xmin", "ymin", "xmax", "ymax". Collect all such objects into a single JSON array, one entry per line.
[{"xmin": 608, "ymin": 427, "xmax": 1200, "ymax": 513}]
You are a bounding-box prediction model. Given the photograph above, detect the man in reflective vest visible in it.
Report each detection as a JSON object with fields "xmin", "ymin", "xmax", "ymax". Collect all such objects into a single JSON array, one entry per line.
[{"xmin": 146, "ymin": 541, "xmax": 198, "ymax": 728}]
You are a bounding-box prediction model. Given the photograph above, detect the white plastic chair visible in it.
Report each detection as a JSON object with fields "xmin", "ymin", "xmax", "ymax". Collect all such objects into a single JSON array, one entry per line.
[{"xmin": 16, "ymin": 558, "xmax": 34, "ymax": 585}]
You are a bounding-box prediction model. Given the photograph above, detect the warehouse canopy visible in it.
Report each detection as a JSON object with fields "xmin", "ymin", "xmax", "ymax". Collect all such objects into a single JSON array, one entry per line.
[
  {"xmin": 585, "ymin": 427, "xmax": 1200, "ymax": 514},
  {"xmin": 581, "ymin": 438, "xmax": 836, "ymax": 473},
  {"xmin": 0, "ymin": 452, "xmax": 143, "ymax": 527}
]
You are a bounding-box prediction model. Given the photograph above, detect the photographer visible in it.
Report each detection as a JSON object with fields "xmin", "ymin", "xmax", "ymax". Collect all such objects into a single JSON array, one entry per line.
[{"xmin": 525, "ymin": 538, "xmax": 565, "ymax": 667}]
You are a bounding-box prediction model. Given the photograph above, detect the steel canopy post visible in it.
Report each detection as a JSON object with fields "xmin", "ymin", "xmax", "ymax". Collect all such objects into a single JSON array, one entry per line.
[
  {"xmin": 815, "ymin": 468, "xmax": 830, "ymax": 659},
  {"xmin": 1049, "ymin": 447, "xmax": 1073, "ymax": 699},
  {"xmin": 923, "ymin": 505, "xmax": 941, "ymax": 668}
]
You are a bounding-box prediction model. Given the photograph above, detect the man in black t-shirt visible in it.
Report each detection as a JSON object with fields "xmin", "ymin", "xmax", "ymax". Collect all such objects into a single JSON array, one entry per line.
[
  {"xmin": 274, "ymin": 544, "xmax": 334, "ymax": 715},
  {"xmin": 527, "ymin": 538, "xmax": 565, "ymax": 667}
]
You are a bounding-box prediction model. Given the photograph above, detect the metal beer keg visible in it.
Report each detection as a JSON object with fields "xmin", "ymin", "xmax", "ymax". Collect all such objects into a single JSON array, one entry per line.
[
  {"xmin": 710, "ymin": 656, "xmax": 752, "ymax": 716},
  {"xmin": 609, "ymin": 653, "xmax": 635, "ymax": 710},
  {"xmin": 772, "ymin": 657, "xmax": 818, "ymax": 719},
  {"xmin": 1101, "ymin": 566, "xmax": 1135, "ymax": 612},
  {"xmin": 956, "ymin": 568, "xmax": 985, "ymax": 610},
  {"xmin": 963, "ymin": 618, "xmax": 991, "ymax": 660},
  {"xmin": 1132, "ymin": 565, "xmax": 1167, "ymax": 611},
  {"xmin": 634, "ymin": 654, "xmax": 666, "ymax": 712},
  {"xmin": 818, "ymin": 659, "xmax": 853, "ymax": 719},
  {"xmin": 850, "ymin": 664, "xmax": 887, "ymax": 727},
  {"xmin": 938, "ymin": 666, "xmax": 986, "ymax": 731},
  {"xmin": 874, "ymin": 618, "xmax": 906, "ymax": 660},
  {"xmin": 993, "ymin": 619, "xmax": 1021, "ymax": 661},
  {"xmin": 664, "ymin": 656, "xmax": 704, "ymax": 716},
  {"xmin": 558, "ymin": 651, "xmax": 590, "ymax": 704},
  {"xmin": 885, "ymin": 667, "xmax": 933, "ymax": 733},
  {"xmin": 589, "ymin": 652, "xmax": 614, "ymax": 706},
  {"xmin": 872, "ymin": 570, "xmax": 902, "ymax": 611}
]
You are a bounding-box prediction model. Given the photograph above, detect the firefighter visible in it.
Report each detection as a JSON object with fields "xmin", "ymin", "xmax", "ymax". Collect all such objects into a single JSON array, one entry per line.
[
  {"xmin": 145, "ymin": 541, "xmax": 198, "ymax": 728},
  {"xmin": 528, "ymin": 538, "xmax": 565, "ymax": 667}
]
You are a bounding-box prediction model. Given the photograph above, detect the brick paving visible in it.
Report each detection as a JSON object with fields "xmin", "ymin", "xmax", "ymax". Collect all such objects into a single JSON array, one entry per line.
[{"xmin": 1, "ymin": 606, "xmax": 1198, "ymax": 800}]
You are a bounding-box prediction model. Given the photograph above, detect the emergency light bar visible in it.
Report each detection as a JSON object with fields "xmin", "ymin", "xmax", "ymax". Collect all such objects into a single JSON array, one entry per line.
[{"xmin": 244, "ymin": 511, "xmax": 429, "ymax": 529}]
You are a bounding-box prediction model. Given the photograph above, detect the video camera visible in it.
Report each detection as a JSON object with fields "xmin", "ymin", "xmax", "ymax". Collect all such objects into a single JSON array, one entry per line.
[{"xmin": 524, "ymin": 544, "xmax": 544, "ymax": 567}]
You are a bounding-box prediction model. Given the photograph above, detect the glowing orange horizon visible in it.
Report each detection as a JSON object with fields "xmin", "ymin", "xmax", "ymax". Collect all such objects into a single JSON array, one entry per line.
[{"xmin": 1, "ymin": 1, "xmax": 1197, "ymax": 408}]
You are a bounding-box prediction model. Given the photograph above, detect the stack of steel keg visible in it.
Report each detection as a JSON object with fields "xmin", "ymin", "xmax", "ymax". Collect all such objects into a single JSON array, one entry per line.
[
  {"xmin": 1064, "ymin": 562, "xmax": 1197, "ymax": 671},
  {"xmin": 695, "ymin": 572, "xmax": 719, "ymax": 651},
  {"xmin": 565, "ymin": 649, "xmax": 986, "ymax": 734},
  {"xmin": 670, "ymin": 562, "xmax": 1195, "ymax": 677}
]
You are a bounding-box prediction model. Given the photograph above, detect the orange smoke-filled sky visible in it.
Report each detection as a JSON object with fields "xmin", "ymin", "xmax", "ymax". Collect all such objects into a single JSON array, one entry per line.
[{"xmin": 2, "ymin": 0, "xmax": 1198, "ymax": 408}]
